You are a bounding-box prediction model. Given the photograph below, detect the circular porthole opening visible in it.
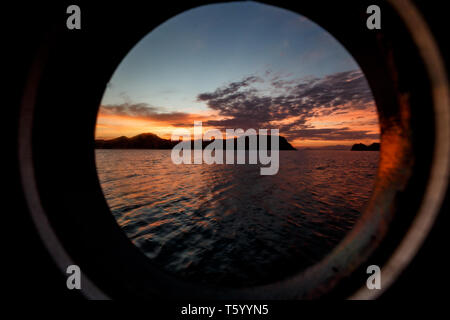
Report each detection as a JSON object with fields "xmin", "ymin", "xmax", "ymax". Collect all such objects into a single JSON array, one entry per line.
[{"xmin": 95, "ymin": 1, "xmax": 380, "ymax": 288}]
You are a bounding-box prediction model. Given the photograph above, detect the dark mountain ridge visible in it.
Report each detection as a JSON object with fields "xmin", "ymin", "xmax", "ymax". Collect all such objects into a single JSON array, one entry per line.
[{"xmin": 95, "ymin": 133, "xmax": 296, "ymax": 150}]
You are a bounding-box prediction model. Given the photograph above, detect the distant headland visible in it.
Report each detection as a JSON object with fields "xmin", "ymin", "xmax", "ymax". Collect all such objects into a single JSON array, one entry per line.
[
  {"xmin": 351, "ymin": 143, "xmax": 380, "ymax": 151},
  {"xmin": 95, "ymin": 133, "xmax": 296, "ymax": 150}
]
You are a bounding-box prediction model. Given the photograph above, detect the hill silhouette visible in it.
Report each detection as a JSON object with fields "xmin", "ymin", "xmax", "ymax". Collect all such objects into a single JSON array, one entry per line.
[
  {"xmin": 351, "ymin": 143, "xmax": 380, "ymax": 151},
  {"xmin": 95, "ymin": 133, "xmax": 296, "ymax": 150}
]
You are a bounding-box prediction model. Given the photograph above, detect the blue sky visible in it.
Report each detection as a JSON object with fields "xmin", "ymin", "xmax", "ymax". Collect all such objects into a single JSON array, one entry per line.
[
  {"xmin": 101, "ymin": 1, "xmax": 359, "ymax": 113},
  {"xmin": 97, "ymin": 1, "xmax": 378, "ymax": 147}
]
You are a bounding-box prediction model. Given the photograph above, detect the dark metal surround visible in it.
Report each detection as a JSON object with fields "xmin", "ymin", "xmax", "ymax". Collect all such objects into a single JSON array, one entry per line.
[{"xmin": 18, "ymin": 0, "xmax": 449, "ymax": 299}]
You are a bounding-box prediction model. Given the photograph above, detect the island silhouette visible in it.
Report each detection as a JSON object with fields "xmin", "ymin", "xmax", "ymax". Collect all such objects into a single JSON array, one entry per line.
[
  {"xmin": 95, "ymin": 133, "xmax": 296, "ymax": 150},
  {"xmin": 351, "ymin": 143, "xmax": 380, "ymax": 151}
]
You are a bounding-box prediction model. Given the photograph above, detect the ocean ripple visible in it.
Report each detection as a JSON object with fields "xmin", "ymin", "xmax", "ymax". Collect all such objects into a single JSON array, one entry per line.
[{"xmin": 96, "ymin": 149, "xmax": 378, "ymax": 286}]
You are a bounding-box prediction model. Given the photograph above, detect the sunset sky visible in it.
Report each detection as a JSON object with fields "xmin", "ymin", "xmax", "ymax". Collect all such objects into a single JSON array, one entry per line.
[{"xmin": 95, "ymin": 1, "xmax": 379, "ymax": 148}]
